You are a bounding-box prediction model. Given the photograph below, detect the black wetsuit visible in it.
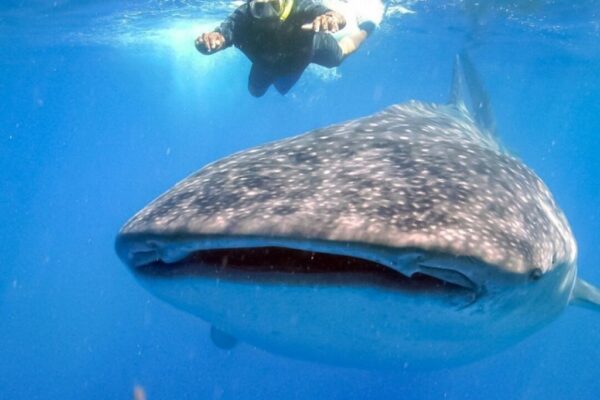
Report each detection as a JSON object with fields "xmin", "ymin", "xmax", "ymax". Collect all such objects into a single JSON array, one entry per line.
[{"xmin": 215, "ymin": 0, "xmax": 341, "ymax": 96}]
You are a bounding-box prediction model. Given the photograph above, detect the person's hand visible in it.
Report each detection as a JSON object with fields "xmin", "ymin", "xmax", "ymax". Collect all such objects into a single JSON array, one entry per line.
[
  {"xmin": 303, "ymin": 11, "xmax": 346, "ymax": 33},
  {"xmin": 195, "ymin": 32, "xmax": 226, "ymax": 54}
]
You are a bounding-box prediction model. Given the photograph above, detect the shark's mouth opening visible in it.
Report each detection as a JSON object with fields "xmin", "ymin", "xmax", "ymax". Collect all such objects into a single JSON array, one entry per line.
[{"xmin": 134, "ymin": 246, "xmax": 477, "ymax": 295}]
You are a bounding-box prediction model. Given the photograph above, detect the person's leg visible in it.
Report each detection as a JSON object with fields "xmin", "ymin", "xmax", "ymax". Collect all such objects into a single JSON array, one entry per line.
[
  {"xmin": 348, "ymin": 0, "xmax": 384, "ymax": 30},
  {"xmin": 337, "ymin": 30, "xmax": 369, "ymax": 57},
  {"xmin": 248, "ymin": 63, "xmax": 274, "ymax": 97},
  {"xmin": 334, "ymin": 0, "xmax": 382, "ymax": 58},
  {"xmin": 273, "ymin": 70, "xmax": 304, "ymax": 95},
  {"xmin": 311, "ymin": 0, "xmax": 382, "ymax": 67}
]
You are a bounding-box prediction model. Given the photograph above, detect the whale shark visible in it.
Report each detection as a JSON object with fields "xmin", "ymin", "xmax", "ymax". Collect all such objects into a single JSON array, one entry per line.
[{"xmin": 116, "ymin": 54, "xmax": 600, "ymax": 368}]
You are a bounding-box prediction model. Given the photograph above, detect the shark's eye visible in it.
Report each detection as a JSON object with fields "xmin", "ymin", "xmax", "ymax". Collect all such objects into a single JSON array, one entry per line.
[{"xmin": 530, "ymin": 268, "xmax": 543, "ymax": 281}]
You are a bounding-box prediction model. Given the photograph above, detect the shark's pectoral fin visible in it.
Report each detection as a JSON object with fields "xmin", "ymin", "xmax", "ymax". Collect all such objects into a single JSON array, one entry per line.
[
  {"xmin": 210, "ymin": 325, "xmax": 238, "ymax": 350},
  {"xmin": 570, "ymin": 278, "xmax": 600, "ymax": 311}
]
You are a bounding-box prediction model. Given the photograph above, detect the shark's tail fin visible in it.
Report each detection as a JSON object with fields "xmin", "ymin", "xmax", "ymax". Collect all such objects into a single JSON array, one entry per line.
[
  {"xmin": 449, "ymin": 52, "xmax": 497, "ymax": 140},
  {"xmin": 571, "ymin": 278, "xmax": 600, "ymax": 312}
]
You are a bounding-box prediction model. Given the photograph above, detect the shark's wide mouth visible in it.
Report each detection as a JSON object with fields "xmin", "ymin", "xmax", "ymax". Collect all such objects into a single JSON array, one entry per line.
[{"xmin": 133, "ymin": 246, "xmax": 478, "ymax": 295}]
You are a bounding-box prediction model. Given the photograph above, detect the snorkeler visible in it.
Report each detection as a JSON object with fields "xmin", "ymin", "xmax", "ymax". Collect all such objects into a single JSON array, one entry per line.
[{"xmin": 195, "ymin": 0, "xmax": 350, "ymax": 97}]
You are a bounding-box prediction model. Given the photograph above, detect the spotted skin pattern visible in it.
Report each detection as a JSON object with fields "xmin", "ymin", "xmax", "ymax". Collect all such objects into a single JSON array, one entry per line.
[{"xmin": 120, "ymin": 101, "xmax": 576, "ymax": 274}]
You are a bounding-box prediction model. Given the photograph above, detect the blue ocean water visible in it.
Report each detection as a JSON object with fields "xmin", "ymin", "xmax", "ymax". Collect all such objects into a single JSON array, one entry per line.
[{"xmin": 1, "ymin": 0, "xmax": 600, "ymax": 398}]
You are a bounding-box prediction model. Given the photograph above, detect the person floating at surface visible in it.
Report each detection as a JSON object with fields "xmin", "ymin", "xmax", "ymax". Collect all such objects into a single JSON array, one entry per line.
[{"xmin": 195, "ymin": 0, "xmax": 364, "ymax": 97}]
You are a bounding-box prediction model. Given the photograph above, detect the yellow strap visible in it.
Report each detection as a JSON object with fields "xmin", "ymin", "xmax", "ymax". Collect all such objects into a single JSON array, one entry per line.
[{"xmin": 279, "ymin": 0, "xmax": 294, "ymax": 21}]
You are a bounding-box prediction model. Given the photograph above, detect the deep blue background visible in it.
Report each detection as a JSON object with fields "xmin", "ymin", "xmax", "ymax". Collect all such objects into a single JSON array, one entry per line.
[{"xmin": 1, "ymin": 1, "xmax": 600, "ymax": 399}]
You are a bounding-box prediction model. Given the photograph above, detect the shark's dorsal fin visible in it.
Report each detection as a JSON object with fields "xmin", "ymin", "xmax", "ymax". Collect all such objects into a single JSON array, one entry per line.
[
  {"xmin": 570, "ymin": 278, "xmax": 600, "ymax": 312},
  {"xmin": 449, "ymin": 54, "xmax": 468, "ymax": 113},
  {"xmin": 449, "ymin": 52, "xmax": 497, "ymax": 138}
]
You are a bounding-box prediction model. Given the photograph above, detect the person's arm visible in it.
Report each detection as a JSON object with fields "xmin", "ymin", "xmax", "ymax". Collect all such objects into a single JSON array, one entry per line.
[
  {"xmin": 297, "ymin": 0, "xmax": 346, "ymax": 33},
  {"xmin": 195, "ymin": 4, "xmax": 247, "ymax": 54},
  {"xmin": 295, "ymin": 0, "xmax": 330, "ymax": 19}
]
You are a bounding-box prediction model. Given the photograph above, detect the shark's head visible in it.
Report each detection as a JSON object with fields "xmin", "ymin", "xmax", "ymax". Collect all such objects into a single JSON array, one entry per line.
[{"xmin": 116, "ymin": 55, "xmax": 592, "ymax": 368}]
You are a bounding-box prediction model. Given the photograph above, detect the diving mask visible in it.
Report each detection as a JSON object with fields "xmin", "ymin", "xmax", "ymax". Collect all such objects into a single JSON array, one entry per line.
[{"xmin": 248, "ymin": 0, "xmax": 285, "ymax": 20}]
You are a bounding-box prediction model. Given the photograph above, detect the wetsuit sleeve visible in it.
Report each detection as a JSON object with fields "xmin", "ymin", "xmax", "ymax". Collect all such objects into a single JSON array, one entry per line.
[
  {"xmin": 214, "ymin": 4, "xmax": 249, "ymax": 47},
  {"xmin": 294, "ymin": 0, "xmax": 331, "ymax": 20}
]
